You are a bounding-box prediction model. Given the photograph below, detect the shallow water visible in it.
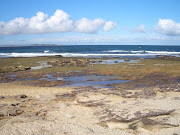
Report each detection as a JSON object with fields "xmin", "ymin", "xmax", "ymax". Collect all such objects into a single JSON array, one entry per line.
[
  {"xmin": 61, "ymin": 79, "xmax": 129, "ymax": 88},
  {"xmin": 6, "ymin": 73, "xmax": 129, "ymax": 88},
  {"xmin": 6, "ymin": 75, "xmax": 17, "ymax": 77},
  {"xmin": 53, "ymin": 75, "xmax": 129, "ymax": 88},
  {"xmin": 63, "ymin": 75, "xmax": 118, "ymax": 82},
  {"xmin": 91, "ymin": 59, "xmax": 139, "ymax": 64}
]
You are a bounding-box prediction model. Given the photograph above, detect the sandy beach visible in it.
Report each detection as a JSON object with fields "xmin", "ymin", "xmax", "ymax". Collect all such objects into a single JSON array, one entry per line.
[{"xmin": 0, "ymin": 83, "xmax": 180, "ymax": 135}]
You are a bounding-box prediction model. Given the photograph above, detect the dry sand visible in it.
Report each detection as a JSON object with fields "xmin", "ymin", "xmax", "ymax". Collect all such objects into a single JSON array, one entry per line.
[
  {"xmin": 0, "ymin": 83, "xmax": 180, "ymax": 135},
  {"xmin": 0, "ymin": 83, "xmax": 72, "ymax": 96}
]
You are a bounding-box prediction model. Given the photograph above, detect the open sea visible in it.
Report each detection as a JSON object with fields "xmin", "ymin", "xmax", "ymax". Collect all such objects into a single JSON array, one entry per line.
[{"xmin": 0, "ymin": 45, "xmax": 180, "ymax": 58}]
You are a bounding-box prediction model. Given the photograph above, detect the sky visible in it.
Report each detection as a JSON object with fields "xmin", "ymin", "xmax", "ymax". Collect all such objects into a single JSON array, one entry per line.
[{"xmin": 0, "ymin": 0, "xmax": 180, "ymax": 45}]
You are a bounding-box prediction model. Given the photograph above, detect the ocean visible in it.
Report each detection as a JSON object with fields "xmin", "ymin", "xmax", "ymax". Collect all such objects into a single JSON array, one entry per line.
[{"xmin": 0, "ymin": 45, "xmax": 180, "ymax": 58}]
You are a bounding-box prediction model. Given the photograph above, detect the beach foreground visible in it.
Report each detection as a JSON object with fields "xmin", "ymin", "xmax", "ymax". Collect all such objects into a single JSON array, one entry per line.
[{"xmin": 0, "ymin": 56, "xmax": 180, "ymax": 135}]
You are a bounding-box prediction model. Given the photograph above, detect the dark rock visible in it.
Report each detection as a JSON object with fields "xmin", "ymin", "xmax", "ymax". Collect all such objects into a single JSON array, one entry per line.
[
  {"xmin": 96, "ymin": 108, "xmax": 175, "ymax": 123},
  {"xmin": 122, "ymin": 89, "xmax": 156, "ymax": 98},
  {"xmin": 124, "ymin": 59, "xmax": 130, "ymax": 62},
  {"xmin": 128, "ymin": 123, "xmax": 137, "ymax": 130},
  {"xmin": 20, "ymin": 95, "xmax": 27, "ymax": 98},
  {"xmin": 54, "ymin": 55, "xmax": 63, "ymax": 58},
  {"xmin": 24, "ymin": 67, "xmax": 31, "ymax": 70},
  {"xmin": 0, "ymin": 96, "xmax": 5, "ymax": 99},
  {"xmin": 141, "ymin": 118, "xmax": 179, "ymax": 127},
  {"xmin": 141, "ymin": 118, "xmax": 159, "ymax": 125},
  {"xmin": 1, "ymin": 107, "xmax": 23, "ymax": 116},
  {"xmin": 11, "ymin": 103, "xmax": 19, "ymax": 106},
  {"xmin": 78, "ymin": 100, "xmax": 104, "ymax": 107},
  {"xmin": 156, "ymin": 55, "xmax": 180, "ymax": 61},
  {"xmin": 8, "ymin": 108, "xmax": 23, "ymax": 116}
]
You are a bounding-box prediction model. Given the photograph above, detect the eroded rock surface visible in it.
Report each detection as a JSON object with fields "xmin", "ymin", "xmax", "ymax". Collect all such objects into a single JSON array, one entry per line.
[{"xmin": 1, "ymin": 85, "xmax": 180, "ymax": 135}]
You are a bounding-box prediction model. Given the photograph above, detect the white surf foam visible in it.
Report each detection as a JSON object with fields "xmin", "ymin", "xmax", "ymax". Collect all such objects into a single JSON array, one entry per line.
[
  {"xmin": 60, "ymin": 53, "xmax": 160, "ymax": 57},
  {"xmin": 44, "ymin": 50, "xmax": 50, "ymax": 53},
  {"xmin": 0, "ymin": 53, "xmax": 60, "ymax": 57},
  {"xmin": 130, "ymin": 51, "xmax": 144, "ymax": 53},
  {"xmin": 146, "ymin": 51, "xmax": 180, "ymax": 54},
  {"xmin": 102, "ymin": 50, "xmax": 129, "ymax": 53},
  {"xmin": 0, "ymin": 51, "xmax": 179, "ymax": 58}
]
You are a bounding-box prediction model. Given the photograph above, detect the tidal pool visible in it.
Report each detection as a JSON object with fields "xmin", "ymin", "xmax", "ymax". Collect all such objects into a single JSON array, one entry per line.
[
  {"xmin": 5, "ymin": 73, "xmax": 129, "ymax": 88},
  {"xmin": 90, "ymin": 59, "xmax": 139, "ymax": 64},
  {"xmin": 43, "ymin": 74, "xmax": 129, "ymax": 88}
]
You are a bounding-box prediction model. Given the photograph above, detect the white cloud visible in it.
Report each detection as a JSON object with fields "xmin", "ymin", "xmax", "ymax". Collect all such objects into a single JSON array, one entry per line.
[
  {"xmin": 103, "ymin": 21, "xmax": 117, "ymax": 32},
  {"xmin": 75, "ymin": 18, "xmax": 105, "ymax": 33},
  {"xmin": 154, "ymin": 19, "xmax": 180, "ymax": 36},
  {"xmin": 0, "ymin": 10, "xmax": 73, "ymax": 35},
  {"xmin": 131, "ymin": 24, "xmax": 146, "ymax": 33},
  {"xmin": 0, "ymin": 10, "xmax": 117, "ymax": 35},
  {"xmin": 45, "ymin": 10, "xmax": 73, "ymax": 33}
]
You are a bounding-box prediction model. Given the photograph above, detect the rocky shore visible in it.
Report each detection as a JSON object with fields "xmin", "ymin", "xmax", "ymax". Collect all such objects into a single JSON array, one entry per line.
[{"xmin": 0, "ymin": 56, "xmax": 180, "ymax": 135}]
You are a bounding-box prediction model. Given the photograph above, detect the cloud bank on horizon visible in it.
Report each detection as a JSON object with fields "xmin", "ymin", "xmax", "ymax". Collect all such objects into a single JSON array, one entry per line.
[{"xmin": 0, "ymin": 9, "xmax": 117, "ymax": 35}]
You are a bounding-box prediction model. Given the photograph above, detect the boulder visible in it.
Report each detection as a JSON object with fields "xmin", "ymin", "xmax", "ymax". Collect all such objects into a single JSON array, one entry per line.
[
  {"xmin": 0, "ymin": 65, "xmax": 31, "ymax": 73},
  {"xmin": 48, "ymin": 58, "xmax": 90, "ymax": 67},
  {"xmin": 124, "ymin": 59, "xmax": 130, "ymax": 62}
]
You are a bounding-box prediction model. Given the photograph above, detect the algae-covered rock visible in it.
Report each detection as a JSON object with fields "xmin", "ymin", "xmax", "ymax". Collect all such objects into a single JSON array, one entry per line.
[
  {"xmin": 124, "ymin": 59, "xmax": 130, "ymax": 62},
  {"xmin": 0, "ymin": 65, "xmax": 31, "ymax": 73},
  {"xmin": 48, "ymin": 58, "xmax": 90, "ymax": 67}
]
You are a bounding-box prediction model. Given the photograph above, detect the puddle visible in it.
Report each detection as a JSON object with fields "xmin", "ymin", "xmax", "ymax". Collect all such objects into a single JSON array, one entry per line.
[
  {"xmin": 61, "ymin": 79, "xmax": 129, "ymax": 88},
  {"xmin": 74, "ymin": 71, "xmax": 81, "ymax": 73},
  {"xmin": 26, "ymin": 76, "xmax": 33, "ymax": 78},
  {"xmin": 6, "ymin": 75, "xmax": 17, "ymax": 77},
  {"xmin": 60, "ymin": 75, "xmax": 129, "ymax": 88},
  {"xmin": 156, "ymin": 80, "xmax": 160, "ymax": 82},
  {"xmin": 138, "ymin": 85, "xmax": 145, "ymax": 87},
  {"xmin": 15, "ymin": 78, "xmax": 38, "ymax": 81},
  {"xmin": 90, "ymin": 59, "xmax": 139, "ymax": 64},
  {"xmin": 41, "ymin": 74, "xmax": 64, "ymax": 81},
  {"xmin": 63, "ymin": 75, "xmax": 118, "ymax": 82}
]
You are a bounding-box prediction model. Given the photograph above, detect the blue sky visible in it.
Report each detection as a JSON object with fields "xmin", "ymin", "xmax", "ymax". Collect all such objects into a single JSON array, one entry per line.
[{"xmin": 0, "ymin": 0, "xmax": 180, "ymax": 45}]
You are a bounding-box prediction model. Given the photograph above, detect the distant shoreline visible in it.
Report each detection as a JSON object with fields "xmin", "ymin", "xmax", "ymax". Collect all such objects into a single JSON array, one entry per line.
[
  {"xmin": 0, "ymin": 44, "xmax": 180, "ymax": 47},
  {"xmin": 0, "ymin": 44, "xmax": 62, "ymax": 47}
]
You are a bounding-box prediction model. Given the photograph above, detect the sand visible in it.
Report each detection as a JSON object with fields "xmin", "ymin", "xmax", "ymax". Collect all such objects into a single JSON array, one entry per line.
[
  {"xmin": 0, "ymin": 83, "xmax": 180, "ymax": 135},
  {"xmin": 0, "ymin": 83, "xmax": 72, "ymax": 96}
]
